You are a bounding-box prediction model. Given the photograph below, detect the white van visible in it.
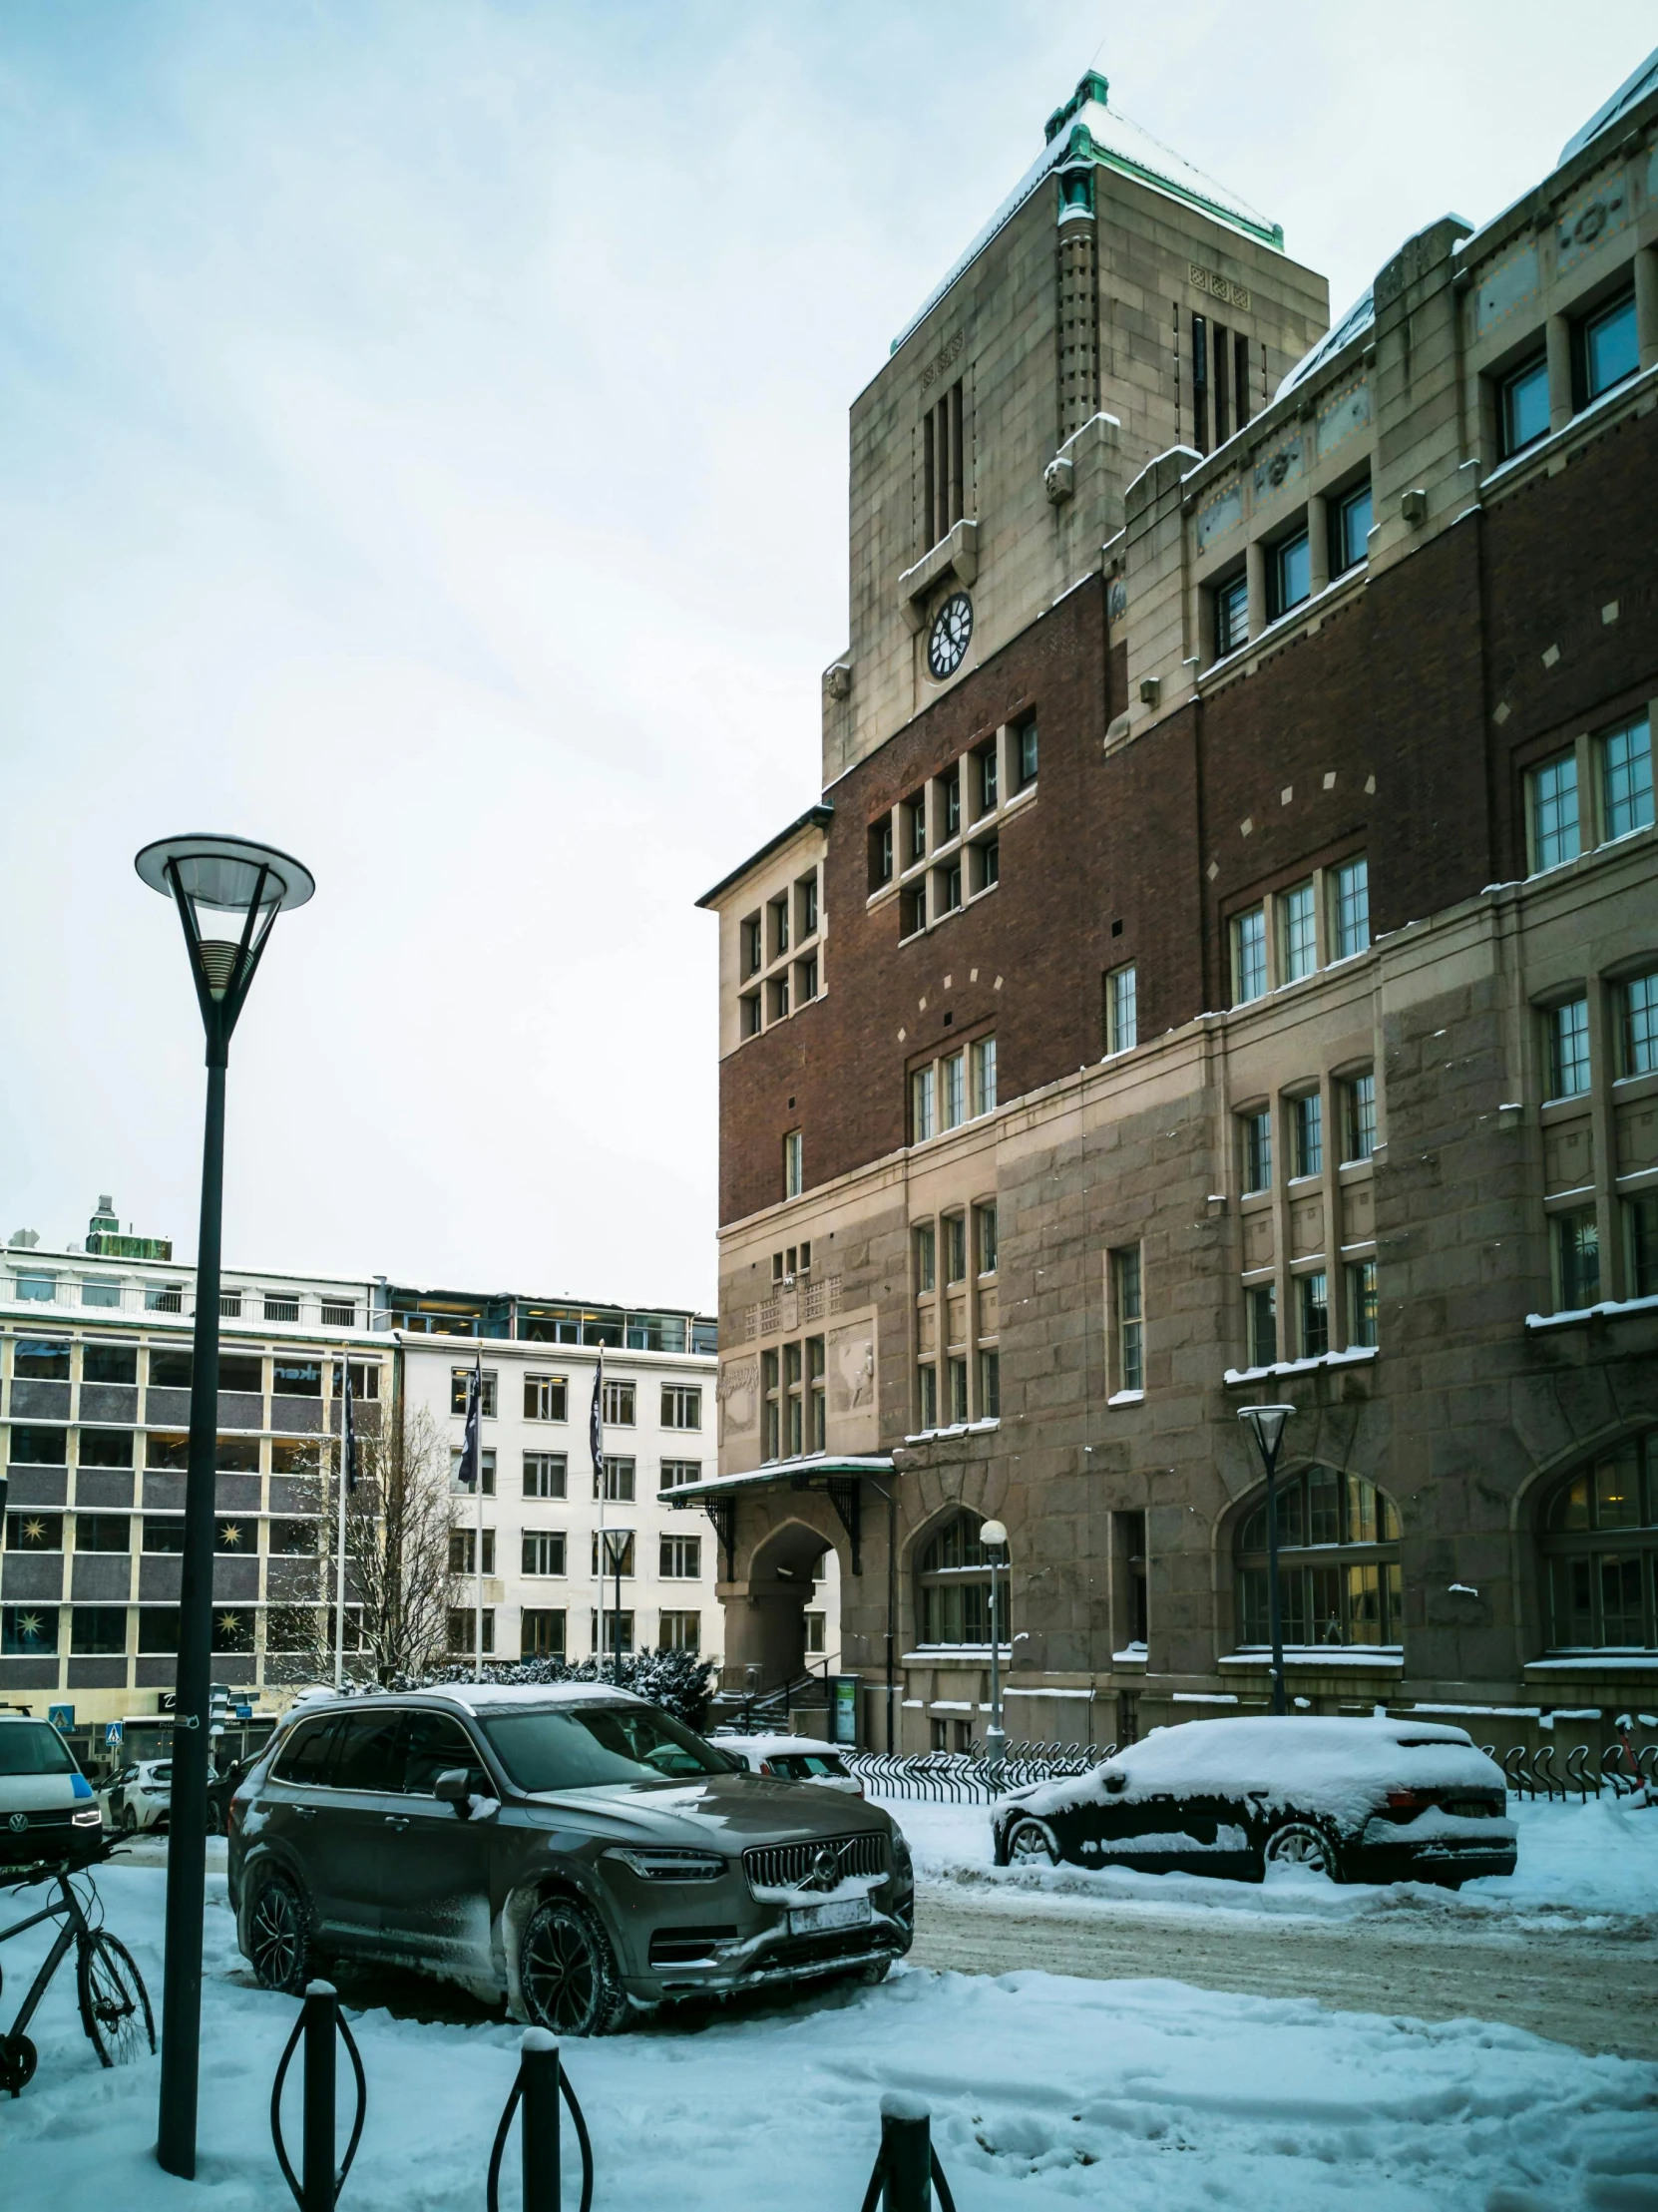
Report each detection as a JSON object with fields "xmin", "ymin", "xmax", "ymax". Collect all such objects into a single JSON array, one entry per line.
[{"xmin": 0, "ymin": 1713, "xmax": 104, "ymax": 1869}]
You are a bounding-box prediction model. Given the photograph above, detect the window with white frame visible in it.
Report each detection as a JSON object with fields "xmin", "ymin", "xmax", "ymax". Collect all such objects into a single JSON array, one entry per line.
[
  {"xmin": 1105, "ymin": 964, "xmax": 1137, "ymax": 1054},
  {"xmin": 659, "ymin": 1459, "xmax": 702, "ymax": 1495},
  {"xmin": 449, "ymin": 1528, "xmax": 496, "ymax": 1575},
  {"xmin": 521, "ymin": 1609, "xmax": 566, "ymax": 1659},
  {"xmin": 1232, "ymin": 906, "xmax": 1267, "ymax": 1005},
  {"xmin": 1599, "ymin": 716, "xmax": 1653, "ymax": 841},
  {"xmin": 523, "ymin": 1453, "xmax": 567, "ymax": 1499},
  {"xmin": 660, "ymin": 1385, "xmax": 701, "ymax": 1431},
  {"xmin": 1527, "ymin": 750, "xmax": 1580, "ymax": 871},
  {"xmin": 522, "ymin": 1531, "xmax": 567, "ymax": 1576},
  {"xmin": 451, "ymin": 1368, "xmax": 498, "ymax": 1417},
  {"xmin": 524, "ymin": 1373, "xmax": 567, "ymax": 1422},
  {"xmin": 592, "ymin": 1530, "xmax": 635, "ymax": 1577},
  {"xmin": 942, "ymin": 1050, "xmax": 967, "ymax": 1129},
  {"xmin": 1112, "ymin": 1246, "xmax": 1143, "ymax": 1393},
  {"xmin": 601, "ymin": 1379, "xmax": 635, "ymax": 1426},
  {"xmin": 783, "ymin": 1129, "xmax": 804, "ymax": 1197},
  {"xmin": 594, "ymin": 1457, "xmax": 635, "ymax": 1502},
  {"xmin": 1332, "ymin": 857, "xmax": 1370, "ymax": 959},
  {"xmin": 914, "ymin": 1220, "xmax": 937, "ymax": 1292},
  {"xmin": 1280, "ymin": 881, "xmax": 1316, "ymax": 983},
  {"xmin": 450, "ymin": 1448, "xmax": 496, "ymax": 1496},
  {"xmin": 659, "ymin": 1534, "xmax": 700, "ymax": 1578},
  {"xmin": 658, "ymin": 1610, "xmax": 700, "ymax": 1651},
  {"xmin": 971, "ymin": 1035, "xmax": 998, "ymax": 1115},
  {"xmin": 912, "ymin": 1066, "xmax": 936, "ymax": 1142}
]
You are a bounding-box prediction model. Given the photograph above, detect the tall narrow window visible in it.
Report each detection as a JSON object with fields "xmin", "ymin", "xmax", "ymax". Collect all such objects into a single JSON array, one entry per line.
[
  {"xmin": 872, "ymin": 818, "xmax": 894, "ymax": 887},
  {"xmin": 1191, "ymin": 312, "xmax": 1209, "ymax": 454},
  {"xmin": 1333, "ymin": 858, "xmax": 1370, "ymax": 959},
  {"xmin": 1215, "ymin": 573, "xmax": 1249, "ymax": 657},
  {"xmin": 785, "ymin": 1340, "xmax": 804, "ymax": 1458},
  {"xmin": 977, "ymin": 743, "xmax": 999, "ymax": 814},
  {"xmin": 762, "ymin": 1351, "xmax": 780, "ymax": 1462},
  {"xmin": 1268, "ymin": 529, "xmax": 1311, "ymax": 620},
  {"xmin": 808, "ymin": 1335, "xmax": 826, "ymax": 1451},
  {"xmin": 1242, "ymin": 1108, "xmax": 1273, "ymax": 1193},
  {"xmin": 1621, "ymin": 971, "xmax": 1658, "ymax": 1077},
  {"xmin": 1105, "ymin": 964, "xmax": 1137, "ymax": 1054},
  {"xmin": 971, "ymin": 1035, "xmax": 998, "ymax": 1115},
  {"xmin": 979, "ymin": 1348, "xmax": 1001, "ymax": 1417},
  {"xmin": 1347, "ymin": 1259, "xmax": 1379, "ymax": 1348},
  {"xmin": 1247, "ymin": 1283, "xmax": 1278, "ymax": 1367},
  {"xmin": 1627, "ymin": 1193, "xmax": 1658, "ymax": 1298},
  {"xmin": 1499, "ymin": 352, "xmax": 1549, "ymax": 458},
  {"xmin": 947, "ymin": 1356, "xmax": 969, "ymax": 1424},
  {"xmin": 1293, "ymin": 1093, "xmax": 1323, "ymax": 1178},
  {"xmin": 1233, "ymin": 907, "xmax": 1267, "ymax": 1004},
  {"xmin": 1113, "ymin": 1247, "xmax": 1144, "ymax": 1393},
  {"xmin": 1547, "ymin": 998, "xmax": 1591, "ymax": 1100},
  {"xmin": 1600, "ymin": 717, "xmax": 1654, "ymax": 841},
  {"xmin": 923, "ymin": 379, "xmax": 965, "ymax": 547},
  {"xmin": 1280, "ymin": 882, "xmax": 1316, "ymax": 982},
  {"xmin": 783, "ymin": 1130, "xmax": 803, "ymax": 1197},
  {"xmin": 1213, "ymin": 317, "xmax": 1230, "ymax": 443},
  {"xmin": 1342, "ymin": 1072, "xmax": 1377, "ymax": 1163},
  {"xmin": 916, "ymin": 1364, "xmax": 938, "ymax": 1430},
  {"xmin": 1333, "ymin": 480, "xmax": 1373, "ymax": 572},
  {"xmin": 1528, "ymin": 752, "xmax": 1580, "ymax": 871},
  {"xmin": 975, "ymin": 1201, "xmax": 998, "ymax": 1276},
  {"xmin": 1016, "ymin": 716, "xmax": 1038, "ymax": 788},
  {"xmin": 1298, "ymin": 1271, "xmax": 1330, "ymax": 1358},
  {"xmin": 914, "ymin": 1221, "xmax": 936, "ymax": 1293},
  {"xmin": 1233, "ymin": 331, "xmax": 1251, "ymax": 427},
  {"xmin": 944, "ymin": 1214, "xmax": 968, "ymax": 1286},
  {"xmin": 912, "ymin": 1067, "xmax": 936, "ymax": 1143},
  {"xmin": 1579, "ymin": 289, "xmax": 1637, "ymax": 404},
  {"xmin": 942, "ymin": 766, "xmax": 961, "ymax": 839},
  {"xmin": 942, "ymin": 1051, "xmax": 967, "ymax": 1129},
  {"xmin": 1554, "ymin": 1209, "xmax": 1601, "ymax": 1311}
]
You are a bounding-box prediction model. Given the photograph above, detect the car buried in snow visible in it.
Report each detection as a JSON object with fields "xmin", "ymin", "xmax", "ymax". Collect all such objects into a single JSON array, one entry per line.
[
  {"xmin": 227, "ymin": 1684, "xmax": 912, "ymax": 2034},
  {"xmin": 991, "ymin": 1716, "xmax": 1517, "ymax": 1888}
]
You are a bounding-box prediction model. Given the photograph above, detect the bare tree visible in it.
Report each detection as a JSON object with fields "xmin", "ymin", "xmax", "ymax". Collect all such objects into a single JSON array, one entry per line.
[{"xmin": 266, "ymin": 1402, "xmax": 458, "ymax": 1688}]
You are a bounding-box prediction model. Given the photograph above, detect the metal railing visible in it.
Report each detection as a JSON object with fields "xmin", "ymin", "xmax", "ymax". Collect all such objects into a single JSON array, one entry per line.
[
  {"xmin": 2, "ymin": 1275, "xmax": 371, "ymax": 1331},
  {"xmin": 1491, "ymin": 1740, "xmax": 1658, "ymax": 1801},
  {"xmin": 847, "ymin": 1742, "xmax": 1109, "ymax": 1802}
]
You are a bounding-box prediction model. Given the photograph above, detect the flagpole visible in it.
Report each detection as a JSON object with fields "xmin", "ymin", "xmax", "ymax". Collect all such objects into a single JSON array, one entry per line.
[
  {"xmin": 332, "ymin": 1361, "xmax": 347, "ymax": 1691},
  {"xmin": 592, "ymin": 1352, "xmax": 606, "ymax": 1682},
  {"xmin": 474, "ymin": 1338, "xmax": 485, "ymax": 1685}
]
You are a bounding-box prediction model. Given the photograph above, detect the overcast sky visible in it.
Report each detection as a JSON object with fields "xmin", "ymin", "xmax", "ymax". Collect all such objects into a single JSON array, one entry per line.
[{"xmin": 2, "ymin": 3, "xmax": 1652, "ymax": 1312}]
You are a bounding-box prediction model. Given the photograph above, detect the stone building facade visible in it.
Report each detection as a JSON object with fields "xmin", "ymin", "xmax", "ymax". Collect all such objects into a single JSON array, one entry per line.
[{"xmin": 691, "ymin": 63, "xmax": 1658, "ymax": 1758}]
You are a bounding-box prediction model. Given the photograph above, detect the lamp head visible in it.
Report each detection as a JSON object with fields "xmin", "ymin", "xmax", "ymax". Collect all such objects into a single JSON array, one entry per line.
[
  {"xmin": 135, "ymin": 834, "xmax": 314, "ymax": 1015},
  {"xmin": 1238, "ymin": 1404, "xmax": 1296, "ymax": 1462},
  {"xmin": 979, "ymin": 1518, "xmax": 1008, "ymax": 1550}
]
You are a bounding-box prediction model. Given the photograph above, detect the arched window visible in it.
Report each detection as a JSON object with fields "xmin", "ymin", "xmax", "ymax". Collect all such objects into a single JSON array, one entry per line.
[
  {"xmin": 917, "ymin": 1512, "xmax": 994, "ymax": 1646},
  {"xmin": 1234, "ymin": 1464, "xmax": 1403, "ymax": 1650},
  {"xmin": 1539, "ymin": 1429, "xmax": 1658, "ymax": 1650}
]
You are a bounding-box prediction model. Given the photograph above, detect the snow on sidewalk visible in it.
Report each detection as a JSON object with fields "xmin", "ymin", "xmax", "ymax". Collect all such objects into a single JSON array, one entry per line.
[
  {"xmin": 2, "ymin": 1862, "xmax": 1655, "ymax": 2211},
  {"xmin": 887, "ymin": 1793, "xmax": 1658, "ymax": 1929}
]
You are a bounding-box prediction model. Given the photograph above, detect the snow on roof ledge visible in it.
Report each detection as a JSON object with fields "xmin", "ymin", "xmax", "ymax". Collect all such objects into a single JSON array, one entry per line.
[{"xmin": 1558, "ymin": 42, "xmax": 1658, "ymax": 166}]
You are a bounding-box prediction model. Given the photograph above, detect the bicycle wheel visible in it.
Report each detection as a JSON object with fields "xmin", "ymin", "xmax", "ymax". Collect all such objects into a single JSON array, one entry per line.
[{"xmin": 77, "ymin": 1931, "xmax": 156, "ymax": 2067}]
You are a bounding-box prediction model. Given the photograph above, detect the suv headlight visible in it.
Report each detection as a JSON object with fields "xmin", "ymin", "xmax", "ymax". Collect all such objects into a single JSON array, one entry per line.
[{"xmin": 601, "ymin": 1846, "xmax": 728, "ymax": 1882}]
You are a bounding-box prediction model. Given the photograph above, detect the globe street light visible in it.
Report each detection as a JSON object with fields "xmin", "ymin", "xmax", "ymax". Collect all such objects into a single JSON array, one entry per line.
[
  {"xmin": 136, "ymin": 834, "xmax": 314, "ymax": 2180},
  {"xmin": 1237, "ymin": 1404, "xmax": 1297, "ymax": 1718},
  {"xmin": 980, "ymin": 1519, "xmax": 1009, "ymax": 1784}
]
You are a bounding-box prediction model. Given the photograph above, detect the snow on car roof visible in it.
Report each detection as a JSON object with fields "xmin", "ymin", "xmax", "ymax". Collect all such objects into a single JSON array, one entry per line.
[
  {"xmin": 421, "ymin": 1683, "xmax": 646, "ymax": 1713},
  {"xmin": 1013, "ymin": 1715, "xmax": 1501, "ymax": 1826},
  {"xmin": 711, "ymin": 1733, "xmax": 840, "ymax": 1757}
]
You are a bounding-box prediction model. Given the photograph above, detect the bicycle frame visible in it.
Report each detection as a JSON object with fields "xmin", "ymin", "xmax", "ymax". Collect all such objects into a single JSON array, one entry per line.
[{"xmin": 1, "ymin": 1870, "xmax": 94, "ymax": 2047}]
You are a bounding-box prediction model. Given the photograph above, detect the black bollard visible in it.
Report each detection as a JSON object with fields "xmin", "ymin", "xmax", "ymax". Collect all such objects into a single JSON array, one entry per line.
[
  {"xmin": 878, "ymin": 2095, "xmax": 933, "ymax": 2212},
  {"xmin": 301, "ymin": 1982, "xmax": 338, "ymax": 2212},
  {"xmin": 519, "ymin": 2029, "xmax": 561, "ymax": 2212}
]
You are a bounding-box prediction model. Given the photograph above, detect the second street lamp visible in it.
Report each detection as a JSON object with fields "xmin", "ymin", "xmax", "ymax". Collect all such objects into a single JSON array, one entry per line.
[
  {"xmin": 1237, "ymin": 1403, "xmax": 1297, "ymax": 1719},
  {"xmin": 135, "ymin": 833, "xmax": 314, "ymax": 2181},
  {"xmin": 980, "ymin": 1519, "xmax": 1009, "ymax": 1784}
]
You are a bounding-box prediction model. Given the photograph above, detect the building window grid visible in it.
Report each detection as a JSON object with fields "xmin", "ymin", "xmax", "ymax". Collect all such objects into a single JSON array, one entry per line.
[
  {"xmin": 1113, "ymin": 1246, "xmax": 1144, "ymax": 1393},
  {"xmin": 1333, "ymin": 858, "xmax": 1371, "ymax": 960},
  {"xmin": 1280, "ymin": 882, "xmax": 1317, "ymax": 983},
  {"xmin": 1601, "ymin": 718, "xmax": 1654, "ymax": 842},
  {"xmin": 1343, "ymin": 1072, "xmax": 1378, "ymax": 1163},
  {"xmin": 1105, "ymin": 963, "xmax": 1137, "ymax": 1055},
  {"xmin": 1547, "ymin": 998, "xmax": 1591, "ymax": 1101},
  {"xmin": 1529, "ymin": 751, "xmax": 1581, "ymax": 872},
  {"xmin": 1621, "ymin": 971, "xmax": 1658, "ymax": 1079},
  {"xmin": 1233, "ymin": 906, "xmax": 1267, "ymax": 1005},
  {"xmin": 1292, "ymin": 1092, "xmax": 1323, "ymax": 1179}
]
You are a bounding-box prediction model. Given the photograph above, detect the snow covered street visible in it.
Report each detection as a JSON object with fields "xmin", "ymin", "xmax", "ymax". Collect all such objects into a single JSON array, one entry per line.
[{"xmin": 4, "ymin": 1855, "xmax": 1657, "ymax": 2211}]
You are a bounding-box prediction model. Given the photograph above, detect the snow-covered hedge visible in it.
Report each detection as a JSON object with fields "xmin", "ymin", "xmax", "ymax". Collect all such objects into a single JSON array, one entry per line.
[{"xmin": 412, "ymin": 1647, "xmax": 719, "ymax": 1730}]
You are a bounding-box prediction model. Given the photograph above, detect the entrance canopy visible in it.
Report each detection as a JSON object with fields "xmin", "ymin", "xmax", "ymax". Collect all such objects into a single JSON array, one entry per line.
[{"xmin": 672, "ymin": 1455, "xmax": 894, "ymax": 1578}]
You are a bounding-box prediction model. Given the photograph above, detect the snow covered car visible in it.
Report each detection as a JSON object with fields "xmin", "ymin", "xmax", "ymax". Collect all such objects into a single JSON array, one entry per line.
[
  {"xmin": 0, "ymin": 1713, "xmax": 104, "ymax": 1869},
  {"xmin": 100, "ymin": 1758, "xmax": 174, "ymax": 1835},
  {"xmin": 992, "ymin": 1716, "xmax": 1516, "ymax": 1888},
  {"xmin": 711, "ymin": 1733, "xmax": 865, "ymax": 1795},
  {"xmin": 227, "ymin": 1684, "xmax": 913, "ymax": 2034}
]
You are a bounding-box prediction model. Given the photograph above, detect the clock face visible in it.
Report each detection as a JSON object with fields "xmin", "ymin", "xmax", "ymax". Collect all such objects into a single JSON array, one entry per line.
[{"xmin": 927, "ymin": 591, "xmax": 974, "ymax": 680}]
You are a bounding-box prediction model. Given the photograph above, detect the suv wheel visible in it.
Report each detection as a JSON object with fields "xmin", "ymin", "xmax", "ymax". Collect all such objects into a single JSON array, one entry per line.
[
  {"xmin": 1005, "ymin": 1817, "xmax": 1059, "ymax": 1866},
  {"xmin": 1262, "ymin": 1820, "xmax": 1342, "ymax": 1881},
  {"xmin": 248, "ymin": 1870, "xmax": 315, "ymax": 1993},
  {"xmin": 520, "ymin": 1896, "xmax": 627, "ymax": 2037}
]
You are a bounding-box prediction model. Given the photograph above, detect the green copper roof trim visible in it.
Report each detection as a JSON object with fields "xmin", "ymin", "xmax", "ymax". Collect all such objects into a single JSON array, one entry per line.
[{"xmin": 1064, "ymin": 124, "xmax": 1285, "ymax": 249}]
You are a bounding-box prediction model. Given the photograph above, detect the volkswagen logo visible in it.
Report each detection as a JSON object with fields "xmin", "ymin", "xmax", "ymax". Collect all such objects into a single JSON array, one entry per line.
[
  {"xmin": 811, "ymin": 1844, "xmax": 839, "ymax": 1889},
  {"xmin": 8, "ymin": 1812, "xmax": 26, "ymax": 1833}
]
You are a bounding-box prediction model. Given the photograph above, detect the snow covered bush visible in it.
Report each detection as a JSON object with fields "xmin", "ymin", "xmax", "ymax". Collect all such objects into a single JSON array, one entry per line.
[{"xmin": 411, "ymin": 1647, "xmax": 718, "ymax": 1730}]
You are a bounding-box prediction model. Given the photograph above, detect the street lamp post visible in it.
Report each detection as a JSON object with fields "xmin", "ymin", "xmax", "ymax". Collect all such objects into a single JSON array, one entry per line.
[
  {"xmin": 980, "ymin": 1519, "xmax": 1009, "ymax": 1785},
  {"xmin": 1237, "ymin": 1404, "xmax": 1297, "ymax": 1719},
  {"xmin": 136, "ymin": 834, "xmax": 314, "ymax": 2181}
]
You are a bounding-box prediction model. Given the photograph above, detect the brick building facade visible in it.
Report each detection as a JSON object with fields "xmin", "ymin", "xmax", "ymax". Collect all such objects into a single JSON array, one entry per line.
[{"xmin": 690, "ymin": 64, "xmax": 1658, "ymax": 1760}]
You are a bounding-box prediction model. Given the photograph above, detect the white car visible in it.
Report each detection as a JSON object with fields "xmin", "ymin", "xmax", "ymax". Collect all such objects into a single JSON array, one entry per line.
[
  {"xmin": 712, "ymin": 1732, "xmax": 865, "ymax": 1795},
  {"xmin": 101, "ymin": 1758, "xmax": 175, "ymax": 1835},
  {"xmin": 0, "ymin": 1713, "xmax": 104, "ymax": 1868}
]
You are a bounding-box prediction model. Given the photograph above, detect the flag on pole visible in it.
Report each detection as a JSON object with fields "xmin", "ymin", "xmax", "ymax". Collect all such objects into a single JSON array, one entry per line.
[
  {"xmin": 589, "ymin": 1351, "xmax": 605, "ymax": 1497},
  {"xmin": 340, "ymin": 1357, "xmax": 358, "ymax": 1492},
  {"xmin": 456, "ymin": 1346, "xmax": 484, "ymax": 1491}
]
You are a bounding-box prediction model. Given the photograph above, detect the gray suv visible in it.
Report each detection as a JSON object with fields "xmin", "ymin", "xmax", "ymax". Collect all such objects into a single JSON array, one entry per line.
[{"xmin": 227, "ymin": 1684, "xmax": 912, "ymax": 2033}]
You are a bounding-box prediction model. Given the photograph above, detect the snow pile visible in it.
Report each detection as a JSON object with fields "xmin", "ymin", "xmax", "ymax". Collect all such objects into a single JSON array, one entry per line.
[
  {"xmin": 4, "ymin": 1862, "xmax": 1657, "ymax": 2210},
  {"xmin": 1012, "ymin": 1716, "xmax": 1503, "ymax": 1828},
  {"xmin": 894, "ymin": 1795, "xmax": 1658, "ymax": 1930}
]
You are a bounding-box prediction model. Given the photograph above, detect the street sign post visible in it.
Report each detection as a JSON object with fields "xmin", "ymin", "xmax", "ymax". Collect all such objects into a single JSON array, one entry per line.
[{"xmin": 48, "ymin": 1704, "xmax": 74, "ymax": 1733}]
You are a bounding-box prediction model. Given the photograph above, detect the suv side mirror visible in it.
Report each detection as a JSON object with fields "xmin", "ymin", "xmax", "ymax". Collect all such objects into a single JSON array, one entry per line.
[
  {"xmin": 434, "ymin": 1768, "xmax": 472, "ymax": 1815},
  {"xmin": 1101, "ymin": 1769, "xmax": 1127, "ymax": 1795}
]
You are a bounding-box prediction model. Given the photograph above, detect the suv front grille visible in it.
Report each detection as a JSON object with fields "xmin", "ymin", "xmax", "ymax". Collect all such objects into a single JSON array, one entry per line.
[{"xmin": 742, "ymin": 1832, "xmax": 886, "ymax": 1896}]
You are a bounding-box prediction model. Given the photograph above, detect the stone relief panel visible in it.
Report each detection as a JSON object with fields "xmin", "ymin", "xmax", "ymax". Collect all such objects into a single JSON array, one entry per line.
[
  {"xmin": 717, "ymin": 1359, "xmax": 759, "ymax": 1454},
  {"xmin": 1316, "ymin": 378, "xmax": 1370, "ymax": 459},
  {"xmin": 1474, "ymin": 241, "xmax": 1539, "ymax": 336},
  {"xmin": 827, "ymin": 1318, "xmax": 878, "ymax": 1453},
  {"xmin": 1556, "ymin": 170, "xmax": 1630, "ymax": 275},
  {"xmin": 1252, "ymin": 435, "xmax": 1304, "ymax": 501},
  {"xmin": 1195, "ymin": 481, "xmax": 1242, "ymax": 554}
]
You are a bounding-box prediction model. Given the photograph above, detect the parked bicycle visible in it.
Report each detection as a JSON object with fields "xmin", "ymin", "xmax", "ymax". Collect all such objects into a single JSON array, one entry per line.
[{"xmin": 0, "ymin": 1844, "xmax": 155, "ymax": 2095}]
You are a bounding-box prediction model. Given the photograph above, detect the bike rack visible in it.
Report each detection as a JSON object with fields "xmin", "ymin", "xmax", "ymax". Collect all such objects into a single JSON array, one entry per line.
[
  {"xmin": 270, "ymin": 1982, "xmax": 367, "ymax": 2211},
  {"xmin": 486, "ymin": 2028, "xmax": 594, "ymax": 2212}
]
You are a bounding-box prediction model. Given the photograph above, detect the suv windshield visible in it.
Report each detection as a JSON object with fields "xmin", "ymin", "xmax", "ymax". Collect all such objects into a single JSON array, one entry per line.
[
  {"xmin": 479, "ymin": 1704, "xmax": 737, "ymax": 1793},
  {"xmin": 0, "ymin": 1724, "xmax": 76, "ymax": 1777}
]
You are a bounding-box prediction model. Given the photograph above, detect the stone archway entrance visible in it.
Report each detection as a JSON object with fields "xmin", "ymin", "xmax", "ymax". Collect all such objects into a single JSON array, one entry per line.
[{"xmin": 721, "ymin": 1518, "xmax": 836, "ymax": 1694}]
